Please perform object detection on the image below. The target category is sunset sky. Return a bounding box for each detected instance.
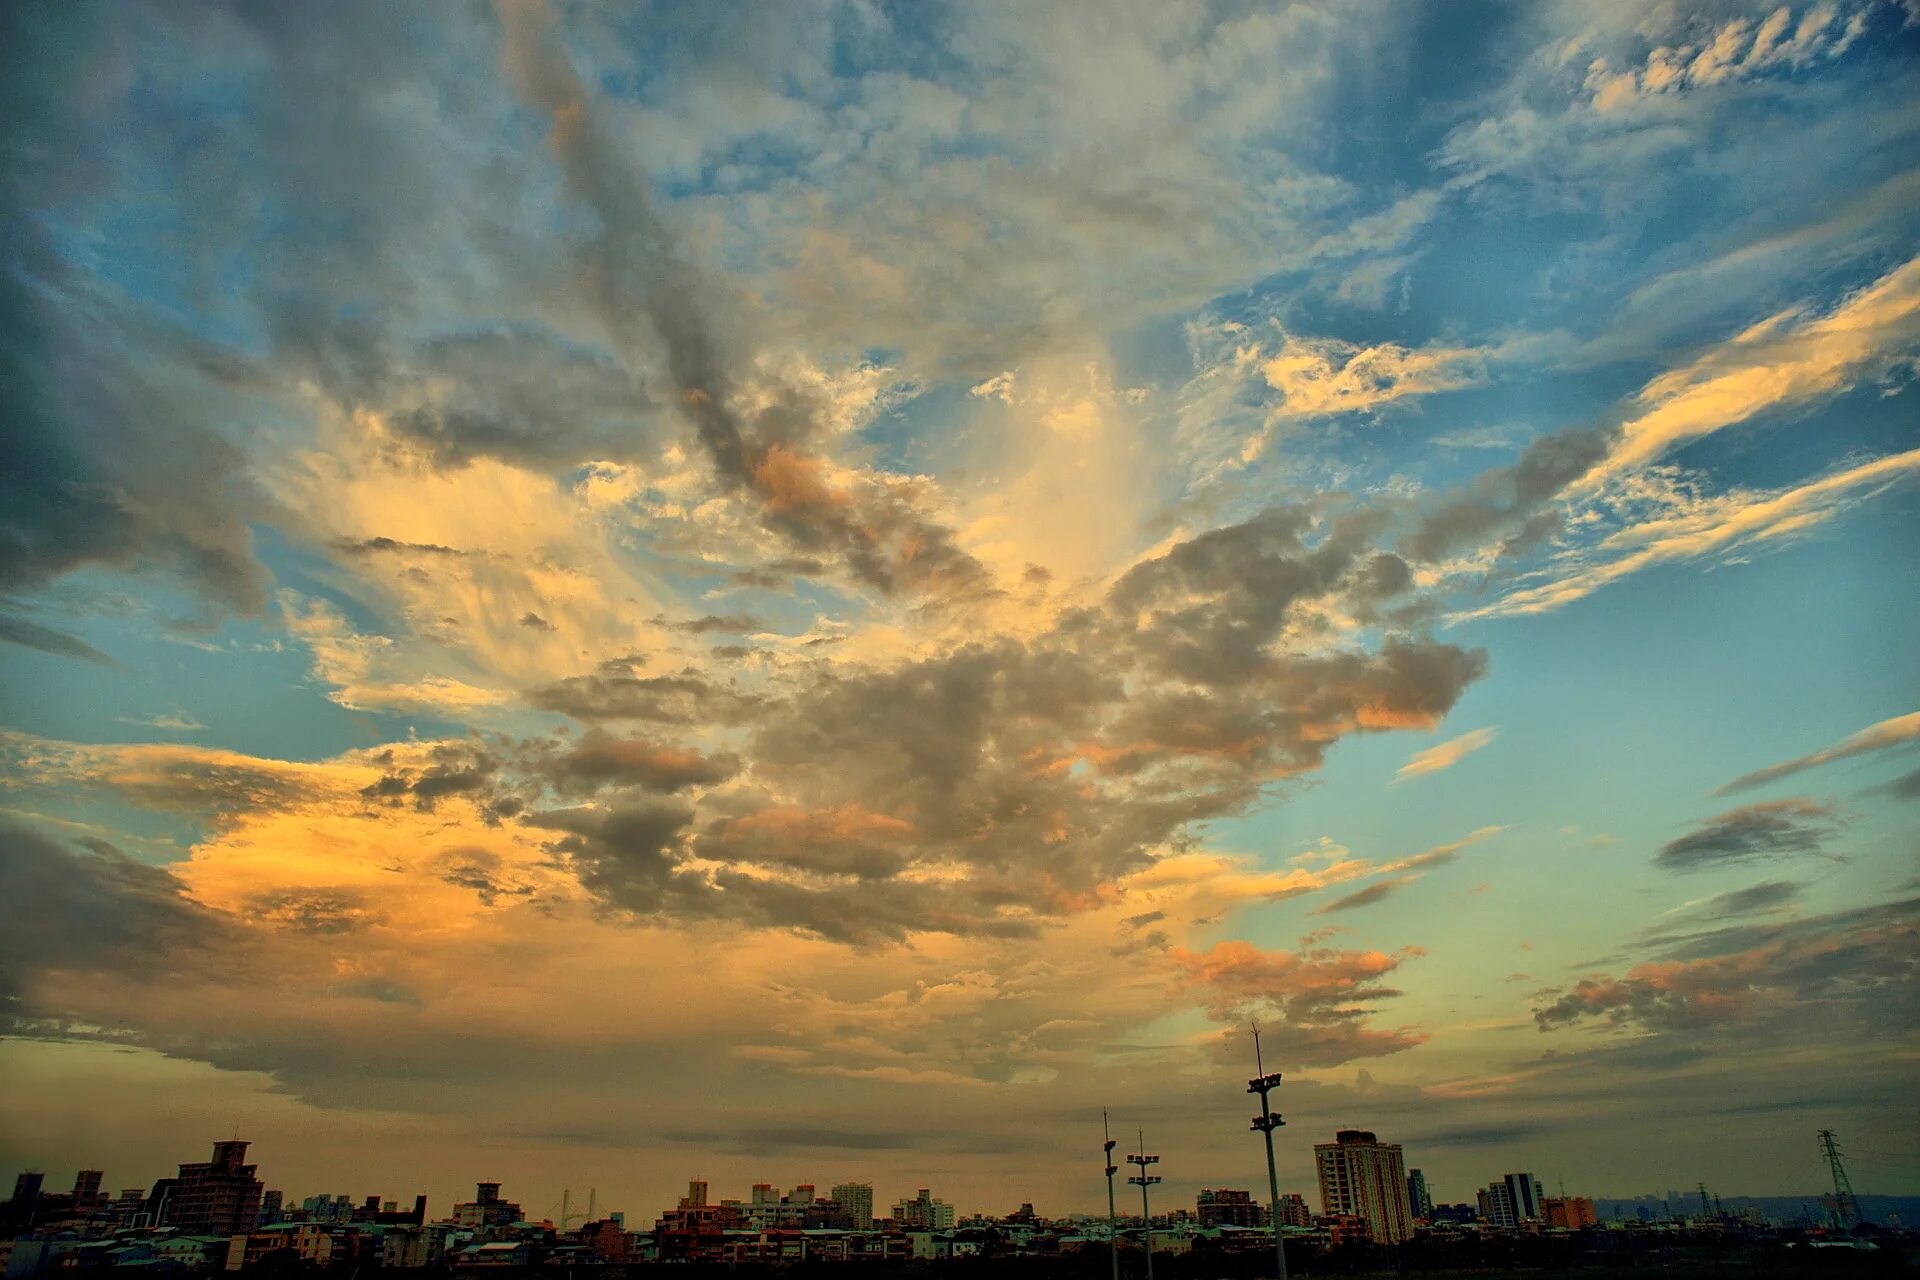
[2,0,1917,1221]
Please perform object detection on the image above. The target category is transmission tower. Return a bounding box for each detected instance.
[1817,1130,1862,1230]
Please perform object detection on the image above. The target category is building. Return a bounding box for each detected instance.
[450,1182,521,1228]
[1544,1196,1597,1229]
[165,1141,264,1237]
[892,1189,955,1231]
[1275,1193,1312,1228]
[1196,1188,1262,1228]
[1479,1173,1545,1228]
[1313,1130,1413,1244]
[69,1172,103,1215]
[1407,1169,1433,1220]
[830,1183,873,1230]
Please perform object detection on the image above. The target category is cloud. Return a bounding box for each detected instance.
[1260,331,1488,420]
[1459,447,1920,620]
[0,613,113,665]
[1592,253,1920,482]
[1654,799,1844,872]
[1534,896,1919,1034]
[1314,875,1416,914]
[1714,711,1920,795]
[1395,727,1498,782]
[1173,937,1429,1065]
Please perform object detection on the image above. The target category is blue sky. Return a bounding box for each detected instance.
[2,0,1917,1220]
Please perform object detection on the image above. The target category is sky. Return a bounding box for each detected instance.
[1,0,1917,1225]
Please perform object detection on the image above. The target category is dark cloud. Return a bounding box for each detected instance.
[0,613,113,664]
[538,730,739,795]
[1404,425,1618,564]
[1314,875,1414,914]
[1534,897,1920,1034]
[659,613,761,635]
[1655,799,1843,872]
[0,823,226,1009]
[333,537,466,558]
[359,742,503,812]
[517,611,554,631]
[1872,766,1920,801]
[526,799,697,908]
[1691,880,1805,919]
[1400,1122,1552,1149]
[528,668,765,725]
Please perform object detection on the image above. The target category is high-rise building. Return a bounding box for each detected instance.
[684,1180,709,1208]
[258,1190,284,1226]
[1407,1168,1433,1219]
[892,1188,955,1231]
[165,1141,264,1237]
[71,1171,104,1214]
[1196,1188,1262,1228]
[1313,1130,1413,1244]
[11,1173,44,1207]
[1478,1173,1544,1228]
[831,1182,874,1230]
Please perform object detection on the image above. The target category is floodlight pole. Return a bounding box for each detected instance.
[1248,1021,1288,1280]
[1127,1132,1161,1280]
[1103,1110,1121,1280]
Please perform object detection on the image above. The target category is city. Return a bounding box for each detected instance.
[3,1125,1904,1277]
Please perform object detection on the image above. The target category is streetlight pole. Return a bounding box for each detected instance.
[1103,1111,1121,1280]
[1248,1022,1288,1280]
[1127,1133,1161,1280]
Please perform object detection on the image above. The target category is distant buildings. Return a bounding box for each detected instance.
[164,1141,262,1237]
[1275,1193,1312,1228]
[892,1189,955,1231]
[1314,1130,1413,1244]
[1195,1188,1262,1228]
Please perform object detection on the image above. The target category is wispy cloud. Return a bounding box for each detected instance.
[1395,727,1498,781]
[1714,711,1920,796]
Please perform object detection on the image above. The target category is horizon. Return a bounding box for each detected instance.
[2,0,1917,1233]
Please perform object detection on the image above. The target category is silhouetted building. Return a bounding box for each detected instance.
[70,1171,103,1214]
[1408,1168,1433,1219]
[1197,1188,1262,1228]
[258,1190,284,1225]
[165,1141,263,1236]
[1314,1130,1412,1244]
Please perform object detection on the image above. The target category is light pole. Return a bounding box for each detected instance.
[1103,1111,1121,1280]
[1127,1133,1161,1280]
[1248,1022,1288,1280]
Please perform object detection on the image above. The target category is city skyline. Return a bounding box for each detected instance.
[0,1119,1894,1229]
[3,0,1918,1227]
